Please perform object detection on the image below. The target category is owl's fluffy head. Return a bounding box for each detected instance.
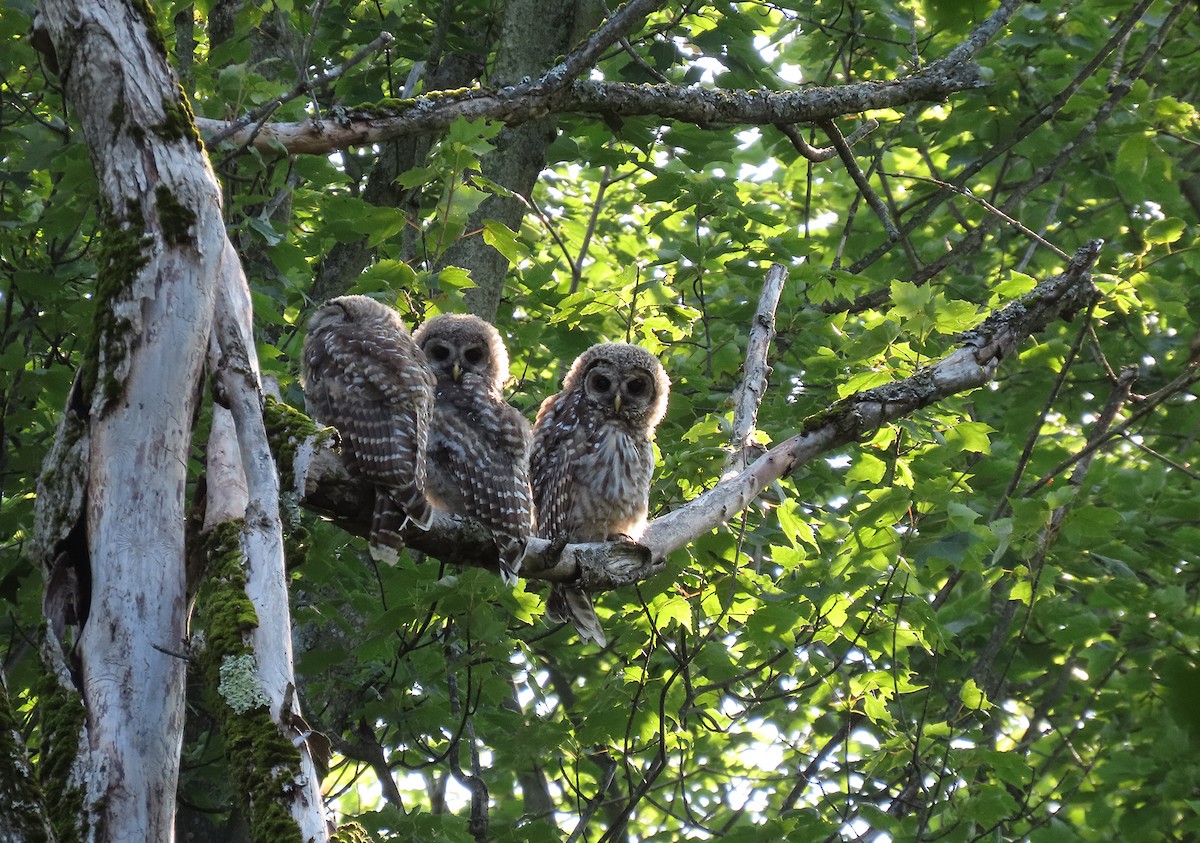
[562,342,670,428]
[307,294,407,334]
[413,313,510,392]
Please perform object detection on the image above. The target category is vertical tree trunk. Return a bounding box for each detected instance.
[31,0,221,839]
[438,0,586,320]
[204,241,329,841]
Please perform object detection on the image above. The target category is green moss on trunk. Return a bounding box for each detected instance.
[197,520,306,843]
[155,185,197,246]
[37,670,87,843]
[82,202,152,414]
[263,396,336,494]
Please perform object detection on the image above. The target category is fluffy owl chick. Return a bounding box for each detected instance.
[412,313,533,585]
[531,342,671,646]
[301,295,435,564]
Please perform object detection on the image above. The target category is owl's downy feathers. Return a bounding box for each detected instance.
[413,313,533,584]
[300,295,435,563]
[531,342,670,645]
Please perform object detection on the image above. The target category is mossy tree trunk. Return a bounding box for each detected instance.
[30,0,221,838]
[29,0,327,840]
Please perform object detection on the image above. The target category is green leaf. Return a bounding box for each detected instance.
[482,220,521,263]
[943,421,994,454]
[960,678,992,711]
[1144,217,1186,245]
[846,452,887,483]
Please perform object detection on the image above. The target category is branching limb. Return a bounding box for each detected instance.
[290,242,1102,592]
[194,60,986,155]
[643,241,1102,561]
[724,264,787,475]
[818,119,898,239]
[208,31,396,148]
[778,119,878,163]
[541,0,672,91]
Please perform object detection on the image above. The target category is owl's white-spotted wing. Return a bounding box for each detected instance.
[529,389,580,539]
[427,394,532,582]
[303,316,435,553]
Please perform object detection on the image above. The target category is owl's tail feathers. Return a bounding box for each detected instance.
[547,585,607,647]
[369,488,432,565]
[392,484,434,531]
[496,536,527,587]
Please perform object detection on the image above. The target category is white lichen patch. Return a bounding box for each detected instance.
[217,653,269,713]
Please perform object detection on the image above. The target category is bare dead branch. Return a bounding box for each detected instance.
[640,240,1102,561]
[724,264,787,475]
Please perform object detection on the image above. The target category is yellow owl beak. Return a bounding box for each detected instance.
[613,393,622,413]
[453,363,462,382]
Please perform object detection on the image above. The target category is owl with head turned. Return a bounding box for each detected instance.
[531,342,671,646]
[300,295,435,564]
[412,313,533,584]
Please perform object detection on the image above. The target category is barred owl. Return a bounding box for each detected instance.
[531,343,671,645]
[300,295,435,564]
[412,313,532,584]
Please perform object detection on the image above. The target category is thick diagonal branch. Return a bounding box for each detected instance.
[291,241,1102,591]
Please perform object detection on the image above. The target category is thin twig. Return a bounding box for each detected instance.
[1022,362,1200,498]
[1118,431,1200,481]
[890,172,1070,260]
[818,118,899,239]
[777,119,878,162]
[970,366,1138,704]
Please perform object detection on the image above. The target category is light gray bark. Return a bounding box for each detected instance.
[30,0,329,839]
[207,241,329,840]
[32,0,222,835]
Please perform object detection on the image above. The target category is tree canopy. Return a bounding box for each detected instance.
[2,0,1200,840]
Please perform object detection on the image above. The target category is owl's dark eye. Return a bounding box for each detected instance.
[429,345,451,362]
[464,346,484,365]
[591,373,612,392]
[626,377,647,396]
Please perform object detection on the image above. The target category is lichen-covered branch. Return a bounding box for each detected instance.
[196,59,986,155]
[204,240,328,841]
[286,242,1102,592]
